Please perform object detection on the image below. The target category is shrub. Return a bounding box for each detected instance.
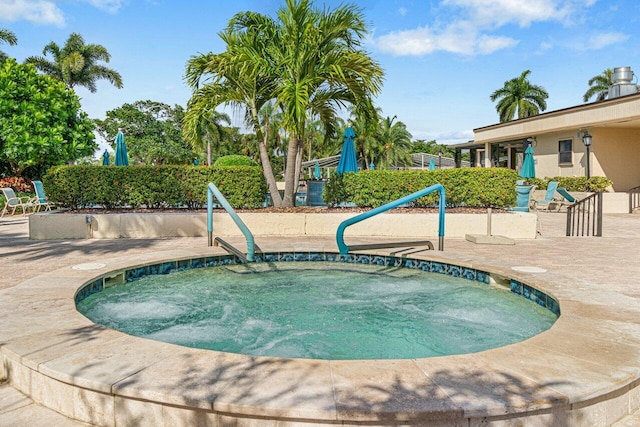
[325,168,520,208]
[43,165,267,210]
[522,176,613,192]
[213,155,258,167]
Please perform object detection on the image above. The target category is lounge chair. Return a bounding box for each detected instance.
[532,181,561,211]
[554,187,577,211]
[32,180,53,212]
[1,187,36,217]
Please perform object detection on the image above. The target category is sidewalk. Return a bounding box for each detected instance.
[1,211,640,425]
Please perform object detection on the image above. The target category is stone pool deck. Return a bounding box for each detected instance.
[1,211,640,426]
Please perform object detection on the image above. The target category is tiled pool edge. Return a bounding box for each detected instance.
[0,247,640,425]
[74,251,560,317]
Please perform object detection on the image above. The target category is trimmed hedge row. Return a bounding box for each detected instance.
[324,169,614,208]
[44,165,268,209]
[324,168,521,208]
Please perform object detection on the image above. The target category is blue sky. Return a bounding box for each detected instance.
[2,0,639,145]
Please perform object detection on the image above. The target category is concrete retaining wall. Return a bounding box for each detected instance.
[29,211,537,240]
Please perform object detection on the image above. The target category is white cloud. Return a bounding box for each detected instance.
[398,7,407,16]
[83,0,124,13]
[376,22,518,56]
[0,0,124,26]
[0,0,65,26]
[375,0,597,56]
[586,31,629,50]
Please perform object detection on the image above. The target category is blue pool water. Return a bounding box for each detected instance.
[77,262,557,360]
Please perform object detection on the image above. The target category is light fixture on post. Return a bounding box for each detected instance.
[582,130,592,179]
[438,150,443,169]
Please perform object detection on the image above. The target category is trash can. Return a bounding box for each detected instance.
[306,180,327,207]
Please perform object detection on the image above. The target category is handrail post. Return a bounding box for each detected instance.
[596,191,603,237]
[336,183,446,254]
[207,183,255,262]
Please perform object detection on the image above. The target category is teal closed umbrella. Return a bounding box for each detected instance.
[114,131,129,166]
[520,145,535,178]
[428,157,436,171]
[313,162,321,179]
[102,149,110,166]
[336,127,358,175]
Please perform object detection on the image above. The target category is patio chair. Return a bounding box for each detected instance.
[509,184,537,212]
[554,187,577,211]
[532,181,561,211]
[32,180,53,212]
[1,187,36,217]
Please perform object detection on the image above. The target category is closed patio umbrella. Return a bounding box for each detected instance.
[114,131,129,166]
[313,162,321,179]
[336,126,358,175]
[520,145,535,179]
[102,149,110,166]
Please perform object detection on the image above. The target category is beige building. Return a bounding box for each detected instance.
[455,91,640,192]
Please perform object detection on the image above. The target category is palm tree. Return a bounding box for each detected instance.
[0,28,17,62]
[375,116,412,169]
[25,33,122,92]
[268,0,383,206]
[184,20,283,205]
[583,69,613,102]
[490,70,548,122]
[183,107,230,166]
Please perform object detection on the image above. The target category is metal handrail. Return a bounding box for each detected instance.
[336,183,446,254]
[566,192,602,237]
[629,185,640,213]
[207,182,255,262]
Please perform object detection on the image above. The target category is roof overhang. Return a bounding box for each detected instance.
[473,92,640,143]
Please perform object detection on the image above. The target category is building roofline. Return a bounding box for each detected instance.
[474,91,640,133]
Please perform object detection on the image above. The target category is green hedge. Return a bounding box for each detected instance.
[525,176,612,192]
[213,155,258,167]
[324,168,520,208]
[43,165,267,210]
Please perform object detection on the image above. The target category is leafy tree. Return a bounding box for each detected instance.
[489,70,548,122]
[25,32,123,92]
[0,28,17,63]
[182,107,231,166]
[583,68,613,102]
[185,0,383,207]
[0,60,96,176]
[96,101,194,165]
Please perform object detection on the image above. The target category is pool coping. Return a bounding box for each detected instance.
[2,244,640,426]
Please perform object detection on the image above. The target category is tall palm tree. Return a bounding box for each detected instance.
[490,70,548,123]
[184,20,283,205]
[183,107,230,166]
[268,0,383,206]
[583,69,613,102]
[0,28,17,62]
[25,33,122,92]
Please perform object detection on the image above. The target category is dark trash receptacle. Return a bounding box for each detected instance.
[307,180,327,206]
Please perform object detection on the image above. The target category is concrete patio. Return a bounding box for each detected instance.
[1,211,640,426]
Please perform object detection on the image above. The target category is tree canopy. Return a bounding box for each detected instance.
[185,0,383,207]
[0,60,96,176]
[96,101,194,165]
[26,32,123,93]
[489,70,548,122]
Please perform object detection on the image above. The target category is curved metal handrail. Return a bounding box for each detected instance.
[207,182,255,262]
[336,183,446,254]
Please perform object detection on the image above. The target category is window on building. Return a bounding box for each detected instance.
[558,139,572,165]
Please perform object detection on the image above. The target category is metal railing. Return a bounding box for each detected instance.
[207,182,255,262]
[629,185,640,213]
[336,184,446,254]
[566,192,602,237]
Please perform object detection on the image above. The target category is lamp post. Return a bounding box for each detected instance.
[438,150,442,169]
[582,131,592,179]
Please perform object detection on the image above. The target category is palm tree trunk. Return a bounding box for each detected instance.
[294,141,303,194]
[282,134,300,207]
[258,133,283,207]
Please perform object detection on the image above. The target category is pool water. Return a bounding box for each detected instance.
[77,262,557,360]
